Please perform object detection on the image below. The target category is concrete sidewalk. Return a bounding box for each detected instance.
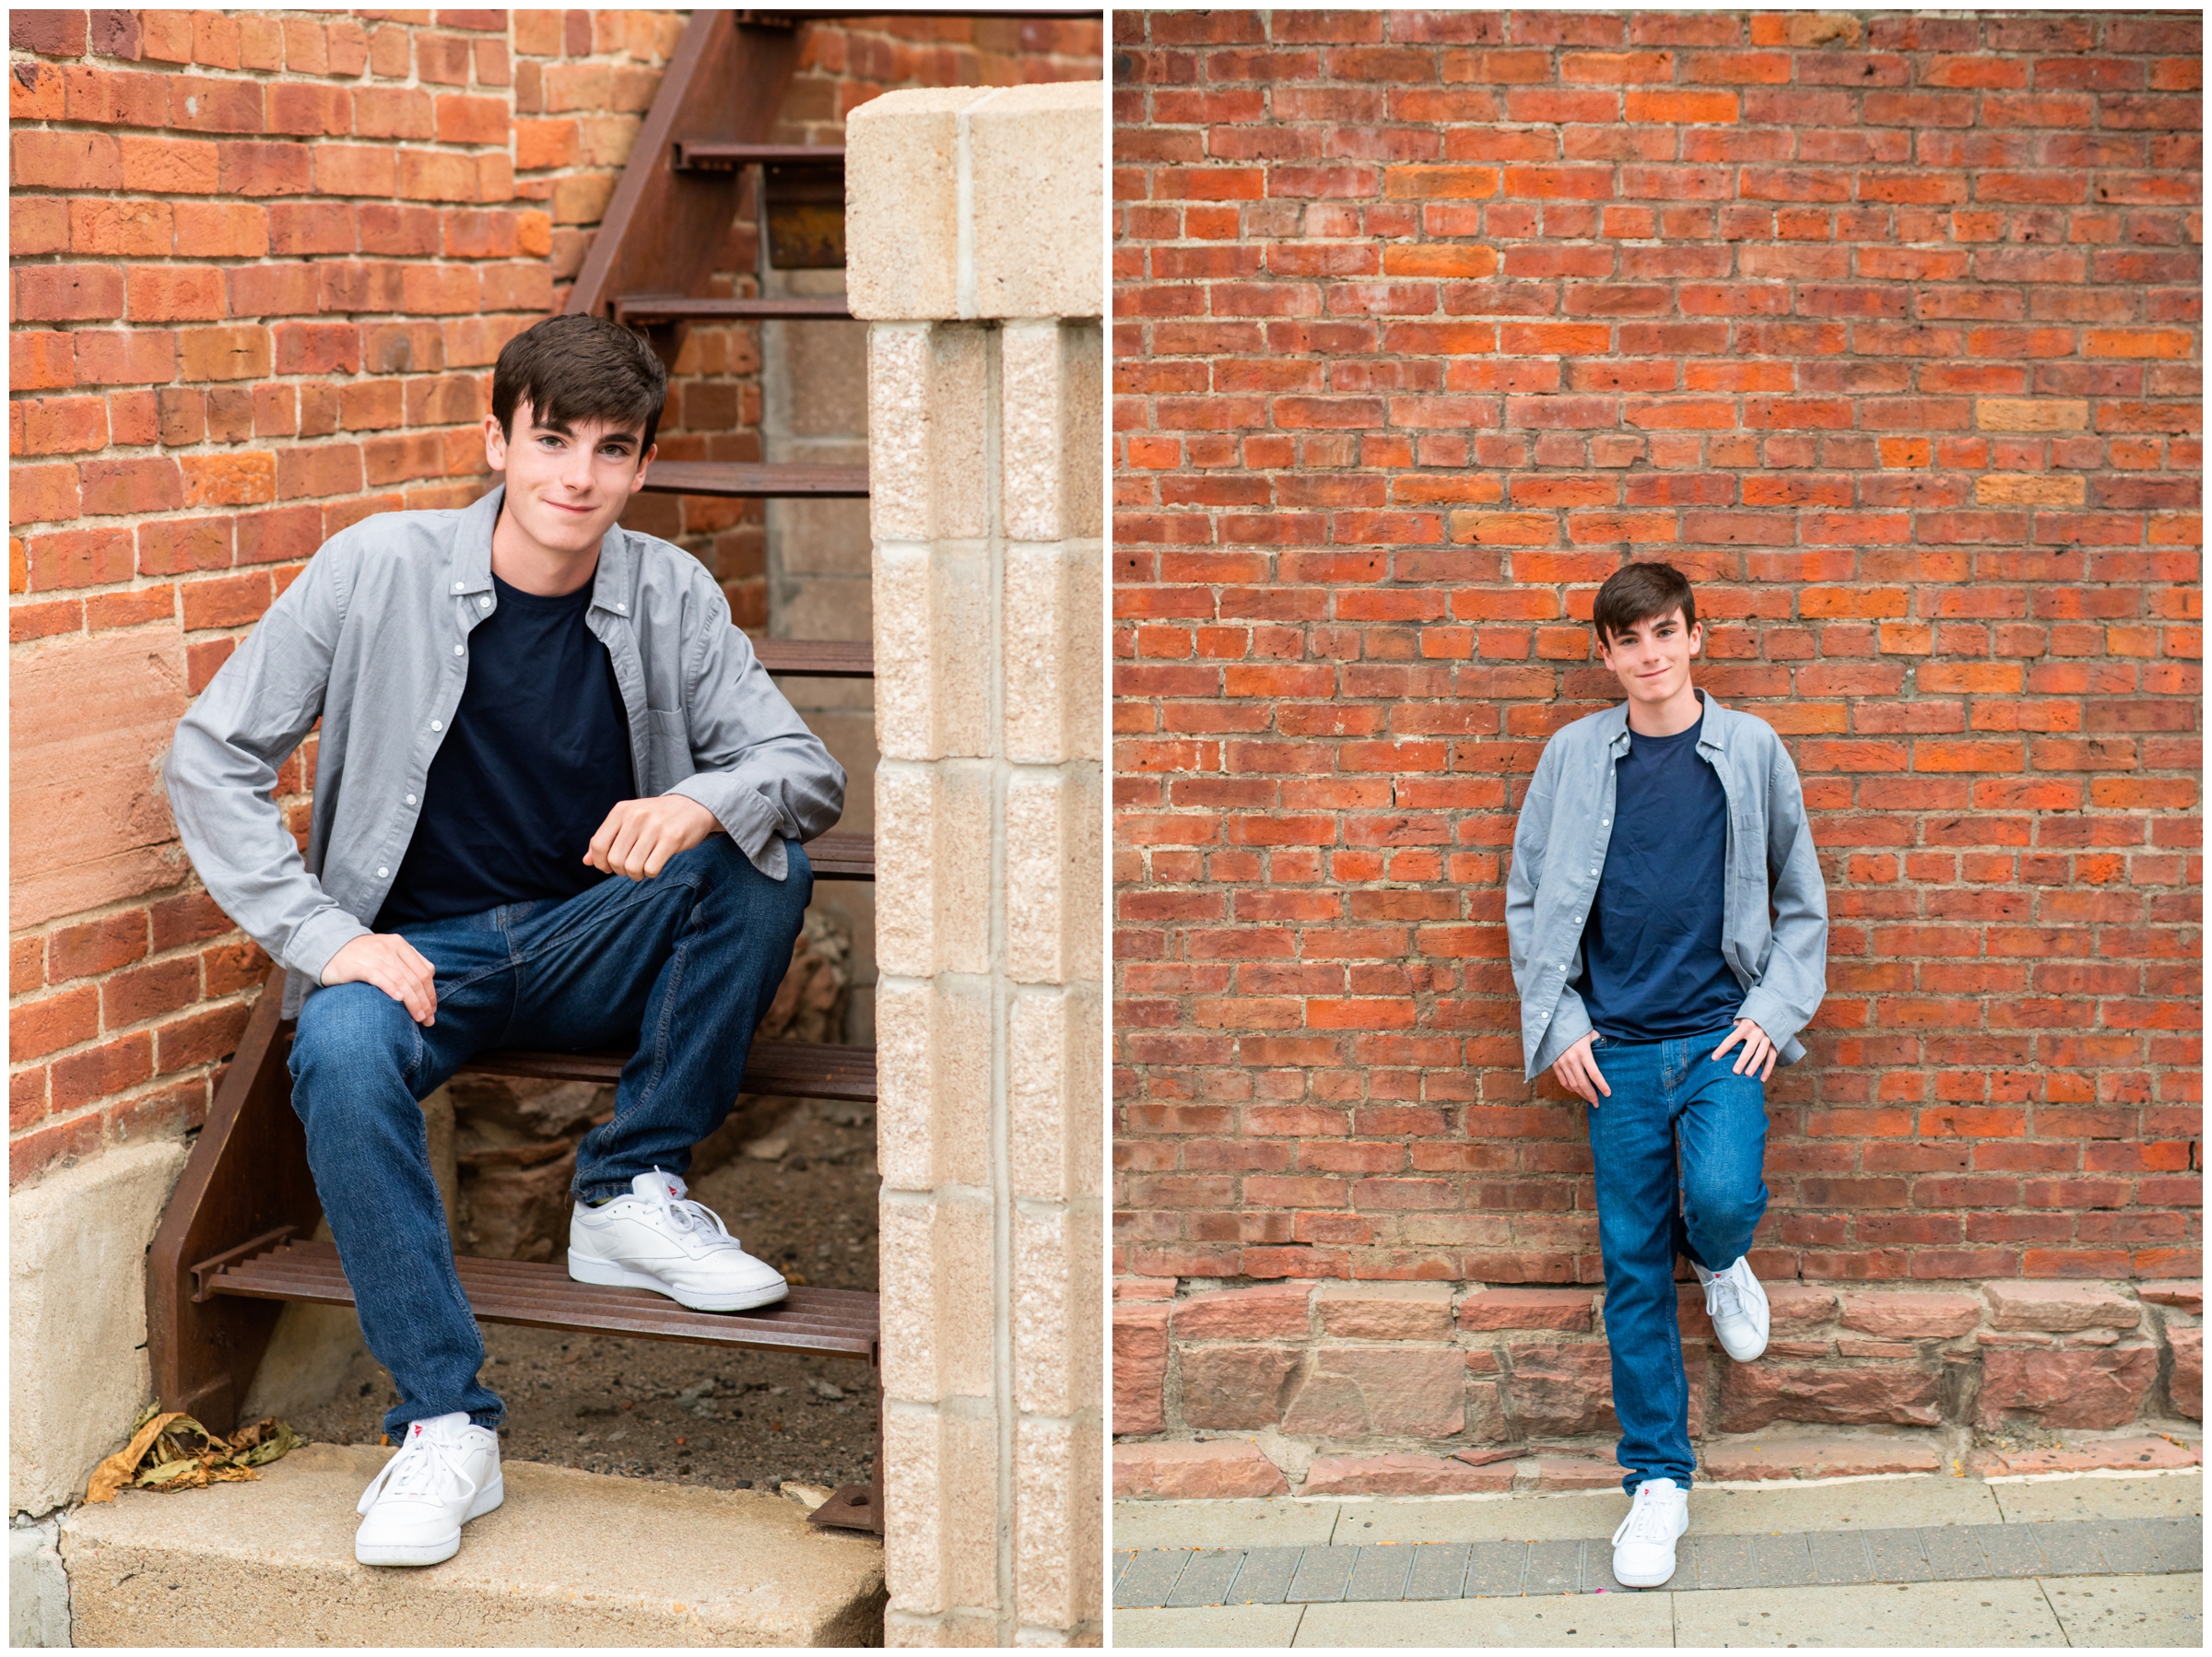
[1112,1470,2203,1647]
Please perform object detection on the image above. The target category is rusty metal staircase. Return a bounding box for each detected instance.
[147,10,893,1537]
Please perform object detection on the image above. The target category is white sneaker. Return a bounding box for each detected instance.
[355,1412,502,1567]
[1695,1255,1771,1361]
[568,1169,788,1312]
[1611,1477,1689,1587]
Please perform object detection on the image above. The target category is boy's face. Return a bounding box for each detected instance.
[483,398,655,558]
[1597,605,1701,706]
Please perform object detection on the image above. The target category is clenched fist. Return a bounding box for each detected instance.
[584,794,721,880]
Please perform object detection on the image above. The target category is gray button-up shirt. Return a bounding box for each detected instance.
[1504,691,1828,1081]
[165,485,846,1018]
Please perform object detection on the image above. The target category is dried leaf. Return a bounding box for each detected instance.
[85,1412,187,1504]
[85,1402,301,1501]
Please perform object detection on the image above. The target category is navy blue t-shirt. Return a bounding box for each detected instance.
[1578,699,1742,1042]
[377,571,637,929]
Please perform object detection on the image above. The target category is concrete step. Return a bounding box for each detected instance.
[61,1443,884,1647]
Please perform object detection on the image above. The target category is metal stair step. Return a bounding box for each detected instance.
[751,639,873,678]
[675,141,844,169]
[641,461,867,499]
[801,828,872,879]
[207,1239,877,1357]
[460,1038,877,1101]
[615,294,853,323]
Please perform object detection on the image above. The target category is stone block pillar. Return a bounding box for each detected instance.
[847,81,1105,1647]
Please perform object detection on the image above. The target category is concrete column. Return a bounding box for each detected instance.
[848,80,1104,1649]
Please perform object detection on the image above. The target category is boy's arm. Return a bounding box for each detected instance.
[1506,739,1594,1050]
[162,547,371,985]
[1736,738,1829,1052]
[662,593,847,876]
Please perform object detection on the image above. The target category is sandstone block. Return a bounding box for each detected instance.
[1181,1345,1301,1431]
[2138,1281,2203,1316]
[1004,536,1103,769]
[1316,1280,1455,1341]
[1975,1346,2159,1430]
[1535,1451,1628,1492]
[1013,1203,1095,1420]
[1111,1440,1288,1500]
[1000,319,1105,547]
[1839,1292,1982,1339]
[1282,1346,1465,1439]
[1458,1287,1594,1333]
[1014,1414,1099,1632]
[1700,1428,1944,1482]
[846,88,983,322]
[1985,1281,2142,1333]
[12,1139,189,1516]
[968,82,1105,320]
[13,629,191,931]
[1718,1362,1942,1433]
[1172,1284,1312,1342]
[1501,1343,1618,1439]
[2165,1327,2201,1421]
[1452,1445,1526,1468]
[1111,1305,1168,1438]
[61,1444,886,1645]
[1009,985,1101,1205]
[1969,1436,2200,1476]
[1006,767,1102,988]
[1301,1452,1512,1498]
[1765,1284,1840,1332]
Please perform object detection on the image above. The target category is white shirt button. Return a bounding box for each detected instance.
[479,596,490,608]
[616,603,627,613]
[406,793,417,805]
[377,867,387,877]
[453,644,464,656]
[430,720,442,731]
[453,582,463,592]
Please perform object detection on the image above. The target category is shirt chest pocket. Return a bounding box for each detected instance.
[647,708,695,790]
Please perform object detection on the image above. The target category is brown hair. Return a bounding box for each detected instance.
[491,313,668,453]
[1592,560,1698,649]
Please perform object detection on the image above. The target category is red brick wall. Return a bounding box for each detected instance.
[6,8,1100,1190]
[1112,10,2203,1308]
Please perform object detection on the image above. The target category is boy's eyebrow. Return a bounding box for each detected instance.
[528,418,641,449]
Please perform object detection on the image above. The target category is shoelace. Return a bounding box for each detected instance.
[1702,1266,1742,1322]
[1612,1485,1679,1548]
[364,1428,480,1511]
[644,1170,744,1253]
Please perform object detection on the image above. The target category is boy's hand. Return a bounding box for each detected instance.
[322,934,439,1025]
[1712,1017,1778,1082]
[1552,1030,1610,1106]
[585,794,719,880]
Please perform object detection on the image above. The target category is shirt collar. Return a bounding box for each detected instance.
[453,482,636,615]
[1605,688,1730,750]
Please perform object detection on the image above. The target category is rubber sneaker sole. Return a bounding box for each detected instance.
[567,1249,789,1312]
[1715,1322,1769,1362]
[356,1475,504,1568]
[1611,1545,1677,1589]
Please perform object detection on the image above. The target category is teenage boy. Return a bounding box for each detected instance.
[1504,561,1828,1589]
[165,313,845,1567]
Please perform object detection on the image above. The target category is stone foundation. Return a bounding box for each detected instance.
[1113,1277,2203,1498]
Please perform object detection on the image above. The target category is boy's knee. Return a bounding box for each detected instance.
[1686,1184,1764,1238]
[291,982,415,1083]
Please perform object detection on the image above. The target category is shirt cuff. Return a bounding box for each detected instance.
[665,776,790,881]
[290,908,372,987]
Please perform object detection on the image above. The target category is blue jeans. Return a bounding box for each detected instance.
[1584,1025,1769,1492]
[288,835,812,1438]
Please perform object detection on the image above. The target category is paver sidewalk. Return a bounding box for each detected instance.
[1112,1470,2204,1647]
